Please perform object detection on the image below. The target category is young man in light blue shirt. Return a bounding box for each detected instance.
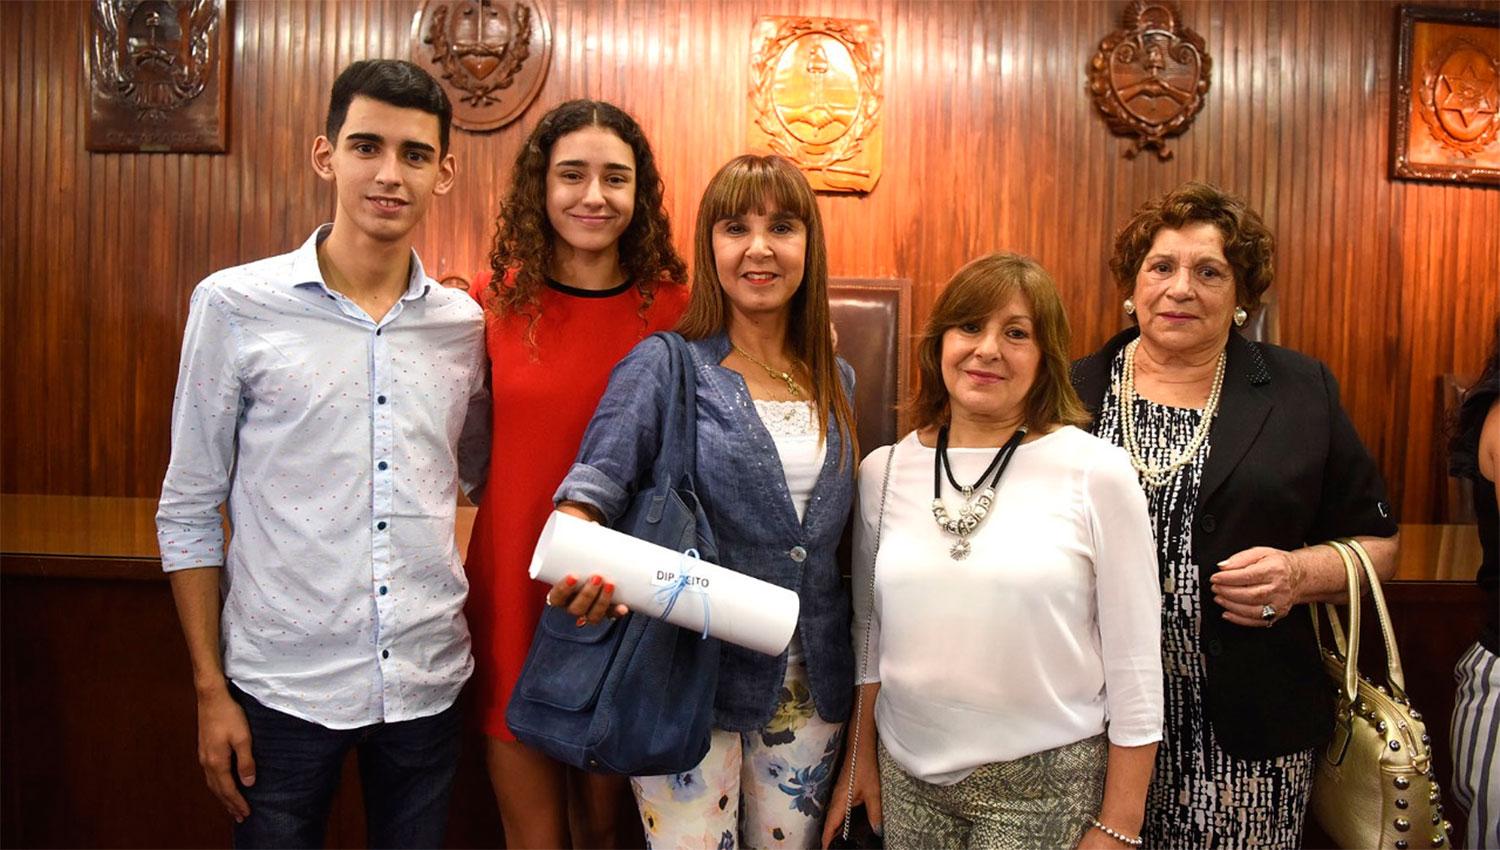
[157,59,488,848]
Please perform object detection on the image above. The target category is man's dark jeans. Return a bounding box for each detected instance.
[229,684,461,849]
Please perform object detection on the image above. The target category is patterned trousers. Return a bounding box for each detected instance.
[878,734,1106,850]
[631,659,845,849]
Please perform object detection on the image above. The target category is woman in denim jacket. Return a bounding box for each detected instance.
[548,154,858,848]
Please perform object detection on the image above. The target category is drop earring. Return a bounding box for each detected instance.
[1233,306,1248,327]
[1123,298,1136,316]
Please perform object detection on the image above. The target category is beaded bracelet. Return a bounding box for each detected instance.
[1090,818,1143,847]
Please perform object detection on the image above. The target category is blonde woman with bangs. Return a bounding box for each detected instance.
[826,254,1163,850]
[547,154,859,848]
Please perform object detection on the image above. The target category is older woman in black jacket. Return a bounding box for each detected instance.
[1071,181,1399,848]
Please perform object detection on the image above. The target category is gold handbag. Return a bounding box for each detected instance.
[1308,538,1451,849]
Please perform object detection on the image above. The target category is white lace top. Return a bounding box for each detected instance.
[753,400,826,522]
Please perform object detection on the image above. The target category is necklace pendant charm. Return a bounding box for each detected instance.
[950,538,971,560]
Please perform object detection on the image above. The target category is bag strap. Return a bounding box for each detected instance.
[1312,540,1362,708]
[648,332,699,493]
[841,441,896,842]
[1340,537,1408,699]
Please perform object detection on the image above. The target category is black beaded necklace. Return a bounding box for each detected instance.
[930,424,1028,560]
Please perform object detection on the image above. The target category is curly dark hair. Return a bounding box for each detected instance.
[1109,181,1276,315]
[485,99,686,342]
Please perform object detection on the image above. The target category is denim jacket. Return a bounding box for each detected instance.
[556,331,856,731]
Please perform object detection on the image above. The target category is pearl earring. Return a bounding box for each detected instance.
[1233,307,1248,327]
[1123,298,1136,316]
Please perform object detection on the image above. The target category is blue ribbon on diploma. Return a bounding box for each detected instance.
[653,548,711,640]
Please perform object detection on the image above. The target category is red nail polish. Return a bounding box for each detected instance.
[564,576,577,586]
[604,582,615,594]
[590,575,602,586]
[575,617,587,627]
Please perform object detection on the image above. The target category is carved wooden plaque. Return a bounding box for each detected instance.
[1087,0,1210,161]
[748,16,884,193]
[1392,6,1500,185]
[86,0,230,153]
[411,0,551,133]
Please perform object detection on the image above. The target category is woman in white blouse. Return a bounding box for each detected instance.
[823,253,1163,850]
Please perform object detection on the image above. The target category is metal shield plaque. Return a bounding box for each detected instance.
[86,0,230,153]
[411,0,551,133]
[748,16,884,193]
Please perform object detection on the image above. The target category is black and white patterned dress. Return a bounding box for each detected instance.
[1095,348,1316,849]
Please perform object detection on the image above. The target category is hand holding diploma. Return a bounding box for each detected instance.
[543,502,629,626]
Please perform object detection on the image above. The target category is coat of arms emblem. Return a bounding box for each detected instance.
[1416,36,1500,157]
[86,0,229,152]
[1087,0,1211,161]
[1392,6,1500,185]
[412,0,551,132]
[748,16,884,193]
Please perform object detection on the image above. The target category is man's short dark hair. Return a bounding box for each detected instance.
[325,60,452,154]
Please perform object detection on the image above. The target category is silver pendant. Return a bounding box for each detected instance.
[950,538,971,560]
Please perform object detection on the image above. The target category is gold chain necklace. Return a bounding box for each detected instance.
[1117,338,1225,489]
[732,343,806,398]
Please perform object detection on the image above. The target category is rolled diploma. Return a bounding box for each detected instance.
[529,511,800,657]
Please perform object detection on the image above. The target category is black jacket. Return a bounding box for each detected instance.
[1072,328,1398,759]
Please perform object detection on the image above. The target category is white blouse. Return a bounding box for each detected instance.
[852,427,1163,785]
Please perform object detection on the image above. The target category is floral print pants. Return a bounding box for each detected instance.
[632,659,844,850]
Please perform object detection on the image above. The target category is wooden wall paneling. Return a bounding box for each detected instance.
[3,0,1499,513]
[1,574,230,848]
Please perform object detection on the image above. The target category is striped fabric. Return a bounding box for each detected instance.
[1452,641,1500,849]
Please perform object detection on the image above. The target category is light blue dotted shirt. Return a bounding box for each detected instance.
[157,226,489,729]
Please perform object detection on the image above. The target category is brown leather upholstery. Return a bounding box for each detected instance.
[829,278,913,455]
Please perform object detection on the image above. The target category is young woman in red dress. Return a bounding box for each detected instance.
[465,99,689,849]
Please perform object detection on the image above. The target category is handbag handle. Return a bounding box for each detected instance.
[1339,537,1409,700]
[1312,541,1362,708]
[840,442,896,842]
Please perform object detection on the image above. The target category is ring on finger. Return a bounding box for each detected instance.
[1260,603,1278,624]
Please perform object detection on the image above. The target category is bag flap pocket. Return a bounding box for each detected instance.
[538,606,620,644]
[520,607,626,711]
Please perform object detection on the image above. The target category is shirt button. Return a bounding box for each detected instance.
[382,649,390,659]
[377,395,387,404]
[378,461,389,471]
[789,546,807,563]
[376,328,383,336]
[1206,638,1223,656]
[1200,513,1217,533]
[377,521,387,530]
[379,585,388,595]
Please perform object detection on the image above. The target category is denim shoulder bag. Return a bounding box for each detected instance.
[506,332,722,775]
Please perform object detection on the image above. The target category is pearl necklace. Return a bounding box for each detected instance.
[1117,337,1225,489]
[930,425,1027,560]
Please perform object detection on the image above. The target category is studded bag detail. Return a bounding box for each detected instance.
[1309,538,1450,850]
